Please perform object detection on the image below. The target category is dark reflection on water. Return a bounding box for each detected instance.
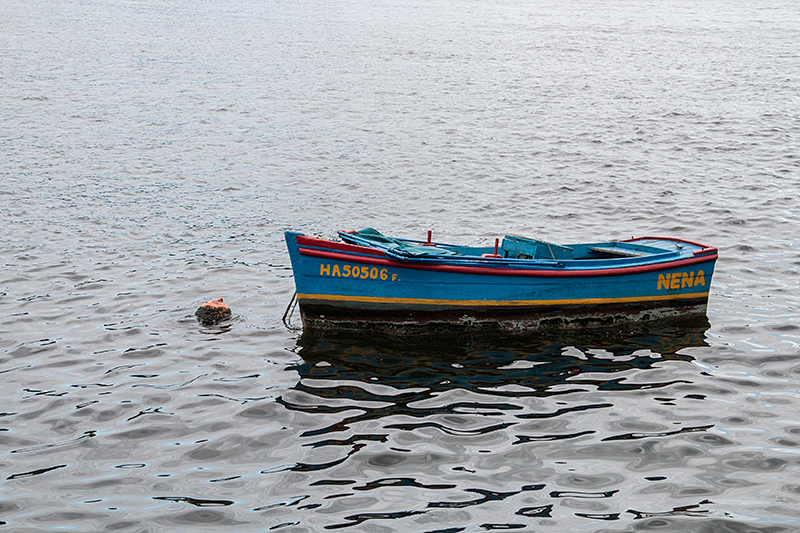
[289,318,710,412]
[259,319,750,529]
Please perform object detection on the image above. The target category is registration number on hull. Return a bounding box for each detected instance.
[319,263,399,281]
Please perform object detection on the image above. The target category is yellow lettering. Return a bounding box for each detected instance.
[330,263,398,282]
[670,274,681,289]
[694,270,706,287]
[682,271,694,288]
[658,273,671,290]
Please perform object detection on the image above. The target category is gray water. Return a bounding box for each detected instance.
[2,0,799,530]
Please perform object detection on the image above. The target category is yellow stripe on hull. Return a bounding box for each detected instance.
[297,292,710,307]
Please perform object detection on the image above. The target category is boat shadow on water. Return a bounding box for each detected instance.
[277,318,721,528]
[288,315,711,404]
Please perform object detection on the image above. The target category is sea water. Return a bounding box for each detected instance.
[1,0,799,530]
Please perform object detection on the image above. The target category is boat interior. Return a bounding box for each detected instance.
[338,229,678,262]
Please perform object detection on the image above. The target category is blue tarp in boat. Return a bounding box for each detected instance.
[352,228,457,257]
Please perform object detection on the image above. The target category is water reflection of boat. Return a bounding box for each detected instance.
[280,320,710,441]
[289,318,710,396]
[274,320,719,532]
[284,228,717,334]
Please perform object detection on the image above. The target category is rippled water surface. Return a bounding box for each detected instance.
[2,0,799,530]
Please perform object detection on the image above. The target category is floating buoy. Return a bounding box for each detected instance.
[195,298,232,325]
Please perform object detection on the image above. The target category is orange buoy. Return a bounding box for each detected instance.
[195,298,232,325]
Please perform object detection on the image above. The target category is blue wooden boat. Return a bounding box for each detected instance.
[284,228,717,333]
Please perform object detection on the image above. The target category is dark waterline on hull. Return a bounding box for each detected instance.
[297,299,713,336]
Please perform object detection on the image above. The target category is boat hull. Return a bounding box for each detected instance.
[285,232,717,334]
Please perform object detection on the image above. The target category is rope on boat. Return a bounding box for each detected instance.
[546,241,555,259]
[282,292,301,331]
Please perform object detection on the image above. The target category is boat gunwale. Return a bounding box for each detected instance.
[620,236,718,257]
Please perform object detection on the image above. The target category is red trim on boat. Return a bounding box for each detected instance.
[622,236,718,257]
[296,235,386,256]
[298,247,718,278]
